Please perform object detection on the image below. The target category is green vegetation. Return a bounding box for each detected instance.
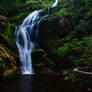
[0,0,92,80]
[39,0,92,70]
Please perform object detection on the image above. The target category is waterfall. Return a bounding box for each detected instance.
[15,11,40,74]
[52,0,58,8]
[15,0,58,74]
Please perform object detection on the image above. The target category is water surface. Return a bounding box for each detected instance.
[0,75,87,92]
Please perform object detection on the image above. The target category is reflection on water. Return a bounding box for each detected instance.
[18,75,33,92]
[0,74,87,92]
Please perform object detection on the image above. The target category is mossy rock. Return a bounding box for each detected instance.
[0,44,17,79]
[39,0,92,69]
[0,15,8,30]
[8,1,42,17]
[73,67,92,87]
[0,8,8,16]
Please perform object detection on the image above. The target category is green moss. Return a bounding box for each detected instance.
[59,8,70,17]
[1,22,15,46]
[9,12,30,25]
[57,35,92,66]
[58,43,70,55]
[0,0,22,11]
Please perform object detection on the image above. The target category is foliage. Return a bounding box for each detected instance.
[58,36,92,66]
[39,0,92,69]
[0,0,22,11]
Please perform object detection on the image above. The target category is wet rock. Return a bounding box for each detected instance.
[88,88,92,92]
[32,48,45,65]
[32,49,56,73]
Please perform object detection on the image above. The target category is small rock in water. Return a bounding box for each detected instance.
[88,88,92,92]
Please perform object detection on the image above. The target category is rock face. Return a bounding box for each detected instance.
[0,44,17,79]
[0,14,9,45]
[0,15,7,32]
[0,15,7,27]
[0,11,17,79]
[32,49,55,74]
[39,0,92,71]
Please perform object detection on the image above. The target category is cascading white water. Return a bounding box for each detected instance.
[15,11,40,74]
[15,0,58,74]
[51,0,58,8]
